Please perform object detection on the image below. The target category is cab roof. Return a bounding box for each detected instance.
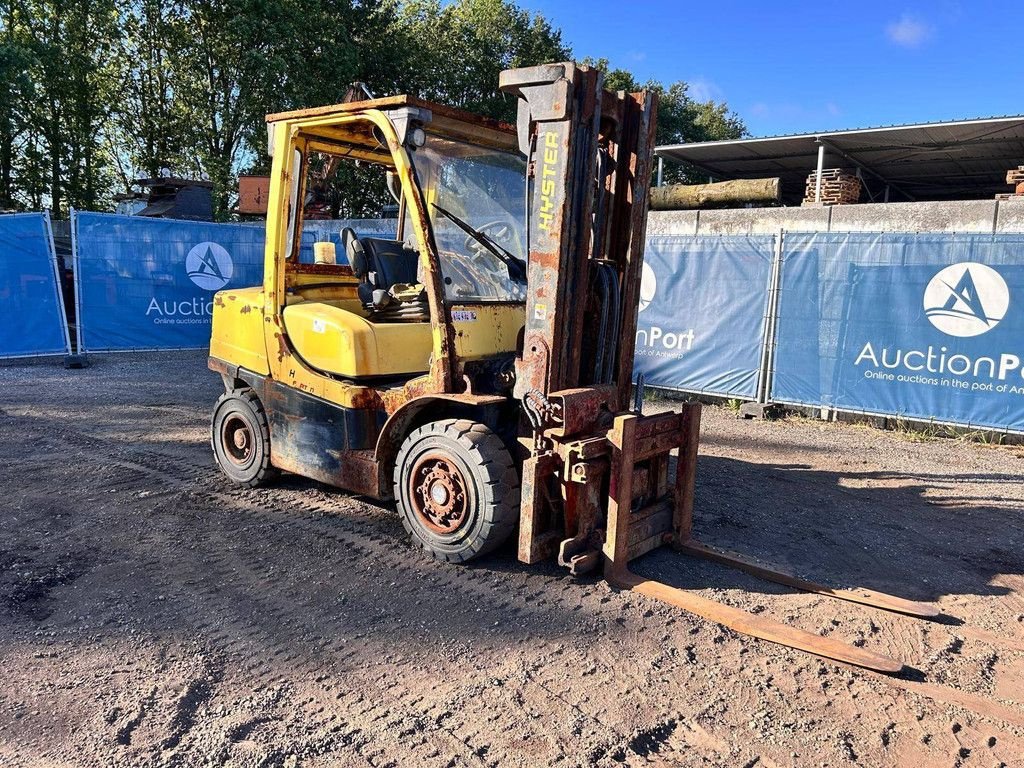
[266,95,518,153]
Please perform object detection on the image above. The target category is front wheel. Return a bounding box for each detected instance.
[211,389,278,487]
[393,419,519,563]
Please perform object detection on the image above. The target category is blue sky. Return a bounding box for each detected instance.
[522,1,1024,137]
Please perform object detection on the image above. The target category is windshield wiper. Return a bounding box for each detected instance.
[431,203,527,283]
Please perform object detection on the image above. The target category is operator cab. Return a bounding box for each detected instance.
[273,99,527,385]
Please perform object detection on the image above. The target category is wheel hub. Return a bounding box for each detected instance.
[221,415,254,466]
[410,453,469,534]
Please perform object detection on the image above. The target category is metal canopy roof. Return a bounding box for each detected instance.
[656,116,1024,204]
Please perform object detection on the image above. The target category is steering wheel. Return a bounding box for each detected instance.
[463,219,515,259]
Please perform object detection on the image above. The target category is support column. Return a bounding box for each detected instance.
[814,142,825,203]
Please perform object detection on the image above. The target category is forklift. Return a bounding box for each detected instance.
[208,62,937,672]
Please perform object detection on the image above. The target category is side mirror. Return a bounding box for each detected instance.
[385,171,402,205]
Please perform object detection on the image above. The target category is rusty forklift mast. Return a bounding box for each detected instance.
[499,63,936,673]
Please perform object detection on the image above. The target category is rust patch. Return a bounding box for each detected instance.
[379,376,437,416]
[273,332,290,363]
[348,386,386,411]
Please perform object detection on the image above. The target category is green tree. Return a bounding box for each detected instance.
[165,0,391,217]
[0,0,749,217]
[0,3,33,209]
[392,0,569,123]
[9,0,120,216]
[107,0,188,186]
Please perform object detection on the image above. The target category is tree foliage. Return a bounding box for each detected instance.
[0,0,746,217]
[391,0,569,123]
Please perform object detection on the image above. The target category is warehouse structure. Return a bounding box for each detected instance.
[655,115,1024,206]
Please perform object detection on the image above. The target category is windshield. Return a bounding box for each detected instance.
[407,134,526,303]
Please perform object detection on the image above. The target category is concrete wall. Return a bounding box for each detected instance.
[996,198,1024,233]
[645,210,698,236]
[829,200,998,233]
[647,198,1024,235]
[697,206,830,235]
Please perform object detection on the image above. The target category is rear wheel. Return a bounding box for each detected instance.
[211,389,278,487]
[394,419,519,563]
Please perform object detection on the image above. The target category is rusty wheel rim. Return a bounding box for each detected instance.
[221,414,255,467]
[409,452,470,535]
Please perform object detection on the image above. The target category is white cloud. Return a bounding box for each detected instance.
[687,77,724,104]
[886,13,933,48]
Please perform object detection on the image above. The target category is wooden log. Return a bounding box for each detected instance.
[649,177,781,210]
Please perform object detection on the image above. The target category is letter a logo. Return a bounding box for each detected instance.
[923,262,1008,338]
[186,242,233,291]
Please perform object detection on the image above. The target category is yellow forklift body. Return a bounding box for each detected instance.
[282,303,432,378]
[216,295,526,381]
[209,287,269,376]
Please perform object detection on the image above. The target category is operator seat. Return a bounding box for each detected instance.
[342,227,419,307]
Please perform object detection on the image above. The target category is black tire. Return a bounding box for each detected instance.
[211,389,278,487]
[393,418,519,563]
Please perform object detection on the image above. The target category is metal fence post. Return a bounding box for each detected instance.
[814,143,825,203]
[42,210,73,356]
[756,229,785,404]
[70,208,85,355]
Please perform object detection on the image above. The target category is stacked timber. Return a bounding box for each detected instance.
[996,165,1024,200]
[648,177,781,210]
[803,168,861,206]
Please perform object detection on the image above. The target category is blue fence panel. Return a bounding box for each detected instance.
[74,213,400,352]
[635,235,775,399]
[772,232,1024,432]
[0,212,69,358]
[74,212,267,352]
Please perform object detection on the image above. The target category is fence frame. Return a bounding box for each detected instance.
[71,208,84,354]
[72,210,272,354]
[752,230,784,404]
[0,210,72,360]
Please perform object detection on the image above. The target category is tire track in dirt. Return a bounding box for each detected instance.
[70,478,490,761]
[41,417,628,765]
[28,417,750,764]
[107,435,1024,747]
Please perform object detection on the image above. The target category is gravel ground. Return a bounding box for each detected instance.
[1,350,1023,767]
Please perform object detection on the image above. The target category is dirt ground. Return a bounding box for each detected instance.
[1,351,1023,768]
